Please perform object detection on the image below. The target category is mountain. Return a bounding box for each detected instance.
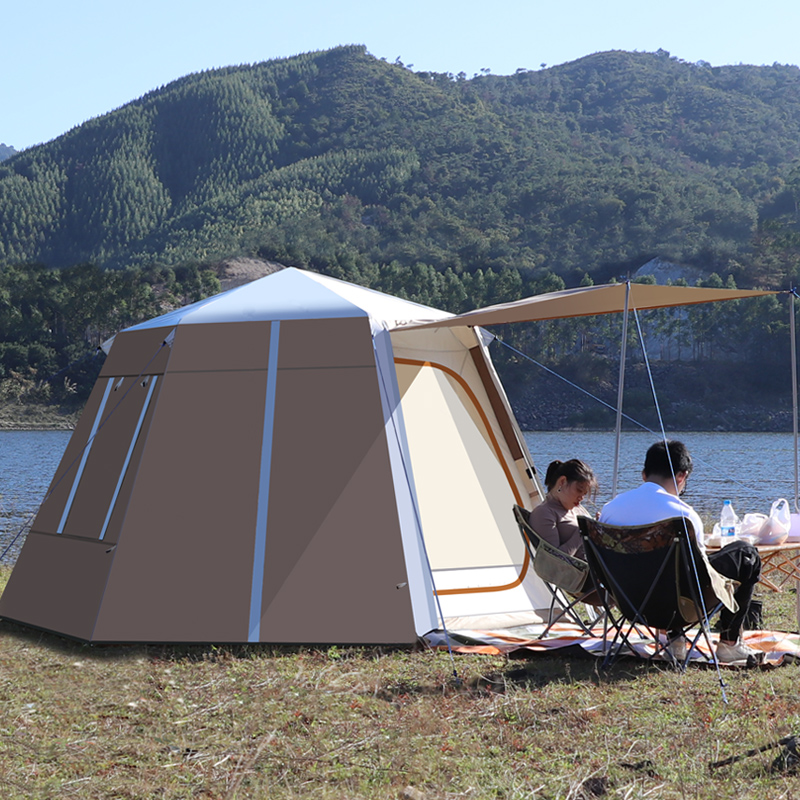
[0,144,16,162]
[1,45,800,289]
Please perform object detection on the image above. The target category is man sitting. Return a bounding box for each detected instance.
[599,440,762,665]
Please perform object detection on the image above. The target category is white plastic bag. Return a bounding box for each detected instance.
[788,513,800,542]
[758,498,792,545]
[740,513,767,537]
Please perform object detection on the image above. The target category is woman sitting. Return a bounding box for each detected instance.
[528,459,597,559]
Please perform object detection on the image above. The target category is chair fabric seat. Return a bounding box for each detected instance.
[513,505,602,637]
[578,515,732,669]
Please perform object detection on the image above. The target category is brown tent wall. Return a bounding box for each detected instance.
[91,320,272,642]
[0,326,173,639]
[246,317,417,643]
[93,315,417,643]
[1,315,419,644]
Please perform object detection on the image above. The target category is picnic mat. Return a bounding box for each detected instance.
[425,622,800,667]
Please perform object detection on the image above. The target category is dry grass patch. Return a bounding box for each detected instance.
[0,568,798,798]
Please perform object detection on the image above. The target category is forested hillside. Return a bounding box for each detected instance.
[2,45,800,289]
[0,145,15,162]
[2,45,800,429]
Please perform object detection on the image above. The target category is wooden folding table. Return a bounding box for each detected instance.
[706,541,800,630]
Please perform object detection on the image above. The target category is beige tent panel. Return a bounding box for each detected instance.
[434,560,550,624]
[259,361,416,643]
[391,327,535,490]
[395,357,505,464]
[391,331,533,529]
[395,361,523,570]
[389,325,550,621]
[0,533,113,640]
[392,327,534,506]
[92,368,269,642]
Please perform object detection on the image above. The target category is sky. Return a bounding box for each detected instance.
[4,0,800,152]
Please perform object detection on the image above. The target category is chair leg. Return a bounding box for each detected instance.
[645,604,724,671]
[537,594,560,639]
[538,586,598,639]
[603,618,646,667]
[584,604,606,630]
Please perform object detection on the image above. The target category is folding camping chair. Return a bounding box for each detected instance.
[513,505,605,638]
[577,515,727,670]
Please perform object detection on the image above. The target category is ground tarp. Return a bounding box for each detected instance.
[426,623,800,667]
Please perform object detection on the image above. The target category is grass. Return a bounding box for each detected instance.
[0,569,799,799]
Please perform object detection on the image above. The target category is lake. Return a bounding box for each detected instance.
[524,430,798,523]
[0,430,72,562]
[0,429,797,563]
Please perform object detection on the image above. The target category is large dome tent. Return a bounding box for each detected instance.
[0,267,551,643]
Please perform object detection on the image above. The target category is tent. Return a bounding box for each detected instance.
[0,267,551,643]
[400,280,783,495]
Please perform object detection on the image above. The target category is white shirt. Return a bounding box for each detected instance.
[599,481,705,553]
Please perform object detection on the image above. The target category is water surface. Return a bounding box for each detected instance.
[0,430,72,560]
[524,429,798,525]
[1,429,797,564]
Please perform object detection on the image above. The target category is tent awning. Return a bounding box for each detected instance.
[396,282,781,329]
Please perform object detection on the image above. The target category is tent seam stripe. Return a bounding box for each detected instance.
[249,321,280,642]
[56,377,115,534]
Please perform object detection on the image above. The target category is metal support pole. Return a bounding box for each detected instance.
[791,291,799,513]
[787,290,800,632]
[611,281,631,499]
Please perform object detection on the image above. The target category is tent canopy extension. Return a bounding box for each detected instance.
[400,281,778,329]
[0,268,550,643]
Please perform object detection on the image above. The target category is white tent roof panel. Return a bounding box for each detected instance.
[125,268,454,331]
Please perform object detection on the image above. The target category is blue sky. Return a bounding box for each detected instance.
[5,0,800,151]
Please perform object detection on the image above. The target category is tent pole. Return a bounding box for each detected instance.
[791,291,799,512]
[611,281,631,498]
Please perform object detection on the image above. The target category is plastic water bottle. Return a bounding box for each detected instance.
[720,500,737,538]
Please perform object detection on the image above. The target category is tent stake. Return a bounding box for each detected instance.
[709,734,797,770]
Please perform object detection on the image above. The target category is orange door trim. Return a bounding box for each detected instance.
[394,357,531,594]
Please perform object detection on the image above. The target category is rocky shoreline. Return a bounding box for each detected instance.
[511,398,794,433]
[1,398,792,434]
[506,367,795,433]
[0,405,80,430]
[2,348,796,435]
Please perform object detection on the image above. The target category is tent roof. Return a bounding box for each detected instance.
[396,282,781,330]
[124,267,453,330]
